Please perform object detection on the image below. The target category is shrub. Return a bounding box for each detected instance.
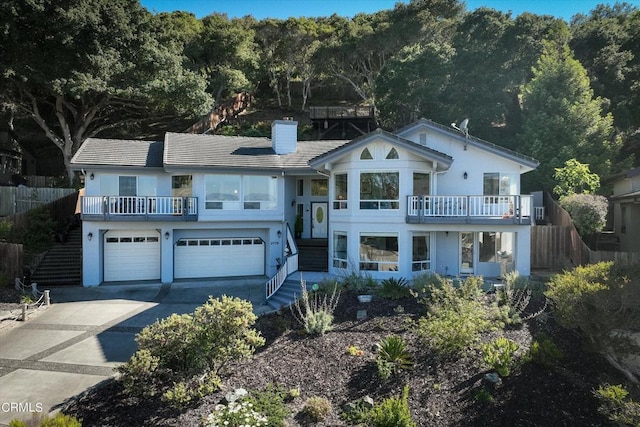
[0,220,12,240]
[248,384,291,427]
[291,279,340,336]
[376,277,411,299]
[117,295,264,406]
[410,272,450,305]
[369,386,416,427]
[9,413,82,427]
[527,332,563,368]
[497,271,534,326]
[22,206,55,253]
[481,337,520,377]
[475,388,494,403]
[341,268,377,293]
[204,401,268,427]
[545,262,640,380]
[302,396,332,422]
[559,193,608,238]
[375,335,413,379]
[594,384,640,426]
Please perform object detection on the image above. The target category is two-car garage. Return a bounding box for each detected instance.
[102,230,266,282]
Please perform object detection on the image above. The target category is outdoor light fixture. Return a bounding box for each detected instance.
[463,172,468,179]
[87,232,93,241]
[164,232,170,240]
[277,230,282,238]
[89,173,94,180]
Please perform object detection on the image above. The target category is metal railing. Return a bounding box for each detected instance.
[81,196,197,218]
[407,195,532,222]
[266,225,299,300]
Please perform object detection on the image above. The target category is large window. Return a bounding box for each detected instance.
[412,234,431,272]
[243,176,277,209]
[205,175,241,209]
[172,175,192,197]
[119,176,137,196]
[333,173,348,209]
[311,179,328,196]
[333,232,348,269]
[479,232,513,263]
[359,234,398,271]
[483,173,517,195]
[413,172,430,195]
[360,172,399,209]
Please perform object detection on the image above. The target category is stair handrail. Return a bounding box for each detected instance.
[266,223,299,300]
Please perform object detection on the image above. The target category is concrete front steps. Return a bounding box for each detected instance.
[266,278,307,311]
[31,225,82,286]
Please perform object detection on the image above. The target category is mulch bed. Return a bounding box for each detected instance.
[61,291,627,426]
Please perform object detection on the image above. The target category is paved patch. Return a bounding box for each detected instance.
[0,329,84,360]
[41,332,137,368]
[29,301,152,326]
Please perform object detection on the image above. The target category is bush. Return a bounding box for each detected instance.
[0,220,12,240]
[291,280,340,336]
[369,386,416,427]
[376,277,411,299]
[9,413,81,427]
[481,337,520,377]
[302,396,332,422]
[528,332,563,368]
[497,271,534,326]
[204,400,268,427]
[22,206,55,253]
[559,193,608,238]
[248,384,291,427]
[376,335,413,379]
[340,268,377,293]
[594,384,640,426]
[117,295,264,406]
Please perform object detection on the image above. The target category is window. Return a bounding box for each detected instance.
[359,234,398,271]
[205,175,241,209]
[621,206,627,234]
[413,172,430,195]
[243,175,277,209]
[483,173,516,195]
[333,232,347,269]
[297,179,304,197]
[360,147,373,160]
[311,179,328,196]
[172,175,192,197]
[479,232,513,263]
[333,173,348,209]
[119,176,136,196]
[412,234,431,271]
[386,148,399,159]
[360,172,399,209]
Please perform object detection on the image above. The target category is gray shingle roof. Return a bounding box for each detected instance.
[71,138,163,168]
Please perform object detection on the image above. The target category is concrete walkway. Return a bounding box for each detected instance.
[0,274,332,426]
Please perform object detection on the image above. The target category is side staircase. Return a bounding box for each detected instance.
[31,225,82,286]
[296,239,328,271]
[266,276,306,311]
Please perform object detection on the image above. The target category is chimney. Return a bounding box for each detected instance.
[271,119,298,154]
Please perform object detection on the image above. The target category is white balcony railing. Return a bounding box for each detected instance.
[407,195,532,223]
[81,196,197,219]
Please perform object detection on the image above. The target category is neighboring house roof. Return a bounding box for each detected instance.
[308,128,453,171]
[163,133,349,173]
[395,118,540,170]
[71,138,164,169]
[604,166,640,184]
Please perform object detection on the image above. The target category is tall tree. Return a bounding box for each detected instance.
[0,0,211,181]
[516,32,622,191]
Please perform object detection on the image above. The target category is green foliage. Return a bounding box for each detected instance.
[527,332,563,368]
[9,413,82,427]
[291,280,340,336]
[247,384,291,427]
[118,295,264,406]
[594,384,640,426]
[0,220,12,240]
[375,335,413,379]
[553,158,601,198]
[497,271,534,327]
[481,337,520,377]
[376,277,411,300]
[22,207,55,253]
[546,262,640,367]
[341,269,377,294]
[302,396,332,422]
[204,400,268,427]
[474,388,494,403]
[559,193,609,237]
[369,386,416,427]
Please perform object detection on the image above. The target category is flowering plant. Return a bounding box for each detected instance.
[204,401,268,427]
[346,345,364,357]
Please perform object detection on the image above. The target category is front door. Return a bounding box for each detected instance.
[460,232,474,274]
[311,202,328,238]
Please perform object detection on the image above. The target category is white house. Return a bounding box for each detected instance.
[71,118,538,293]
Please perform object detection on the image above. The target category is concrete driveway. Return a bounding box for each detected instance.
[0,277,274,426]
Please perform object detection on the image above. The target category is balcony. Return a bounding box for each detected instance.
[406,195,532,225]
[81,196,198,222]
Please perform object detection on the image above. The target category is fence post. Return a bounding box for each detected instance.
[21,304,27,321]
[44,290,50,306]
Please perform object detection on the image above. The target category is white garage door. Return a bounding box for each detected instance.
[104,230,161,282]
[174,238,264,279]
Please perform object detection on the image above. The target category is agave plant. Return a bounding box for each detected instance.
[375,335,413,379]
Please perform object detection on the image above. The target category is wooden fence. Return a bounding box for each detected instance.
[1,191,79,237]
[0,242,23,285]
[531,192,640,270]
[0,187,75,216]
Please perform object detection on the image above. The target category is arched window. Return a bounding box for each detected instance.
[386,148,399,159]
[360,147,373,160]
